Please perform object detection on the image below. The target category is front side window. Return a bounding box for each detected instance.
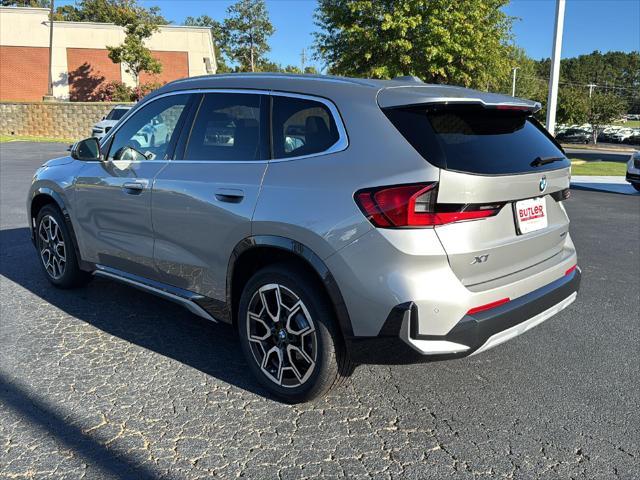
[107,95,190,162]
[271,96,340,159]
[106,107,129,121]
[184,93,267,161]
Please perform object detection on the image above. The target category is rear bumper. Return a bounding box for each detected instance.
[349,267,581,364]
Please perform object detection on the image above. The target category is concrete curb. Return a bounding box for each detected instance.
[570,176,639,196]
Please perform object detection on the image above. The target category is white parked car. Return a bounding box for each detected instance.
[91,105,132,140]
[627,151,640,192]
[613,128,634,143]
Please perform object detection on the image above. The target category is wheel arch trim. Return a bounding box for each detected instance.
[228,235,355,338]
[29,187,88,271]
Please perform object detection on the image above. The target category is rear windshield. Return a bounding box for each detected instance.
[106,108,129,121]
[383,106,569,175]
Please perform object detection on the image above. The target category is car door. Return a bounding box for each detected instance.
[74,93,192,277]
[151,91,269,302]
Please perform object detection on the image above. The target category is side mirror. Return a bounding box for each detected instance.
[71,137,102,161]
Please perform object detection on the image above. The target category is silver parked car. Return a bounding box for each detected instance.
[28,74,581,402]
[626,150,640,191]
[91,104,132,140]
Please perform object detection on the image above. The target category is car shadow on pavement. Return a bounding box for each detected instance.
[0,227,273,400]
[0,373,159,479]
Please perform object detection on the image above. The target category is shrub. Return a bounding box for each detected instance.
[132,81,164,101]
[93,80,165,102]
[93,81,133,102]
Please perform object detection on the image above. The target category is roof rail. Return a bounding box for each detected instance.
[392,75,424,83]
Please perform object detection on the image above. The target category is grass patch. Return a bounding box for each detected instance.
[571,160,627,176]
[613,120,640,128]
[0,135,74,144]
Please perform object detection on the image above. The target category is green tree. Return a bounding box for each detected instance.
[224,0,275,72]
[54,0,167,24]
[107,6,162,86]
[556,87,589,125]
[314,0,513,89]
[587,92,627,143]
[535,50,639,113]
[184,15,232,73]
[282,65,303,74]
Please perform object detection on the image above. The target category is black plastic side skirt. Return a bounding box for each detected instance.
[93,265,223,324]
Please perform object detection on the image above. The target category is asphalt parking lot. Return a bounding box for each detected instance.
[1,142,639,479]
[564,147,633,163]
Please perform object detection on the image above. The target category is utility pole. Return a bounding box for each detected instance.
[587,83,597,98]
[301,48,307,73]
[45,0,55,100]
[545,0,565,136]
[511,67,519,97]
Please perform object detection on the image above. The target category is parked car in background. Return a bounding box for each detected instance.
[597,127,620,143]
[556,128,591,144]
[28,74,580,402]
[624,132,640,146]
[612,128,634,143]
[626,151,640,191]
[91,105,132,140]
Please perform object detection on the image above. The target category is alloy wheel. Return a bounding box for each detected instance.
[38,215,67,280]
[246,283,318,388]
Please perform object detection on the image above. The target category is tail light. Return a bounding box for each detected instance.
[354,182,503,228]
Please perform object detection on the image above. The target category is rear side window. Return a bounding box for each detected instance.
[271,96,340,159]
[184,93,268,161]
[384,106,569,174]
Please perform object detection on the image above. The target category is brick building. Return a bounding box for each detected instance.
[0,7,216,101]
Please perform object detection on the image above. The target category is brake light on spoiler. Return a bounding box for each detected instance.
[355,182,503,228]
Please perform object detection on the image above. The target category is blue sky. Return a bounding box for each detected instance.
[62,0,640,69]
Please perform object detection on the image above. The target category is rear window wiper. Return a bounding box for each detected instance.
[530,156,565,167]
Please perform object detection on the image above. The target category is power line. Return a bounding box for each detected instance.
[518,74,639,93]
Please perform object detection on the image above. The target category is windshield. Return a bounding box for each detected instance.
[384,105,569,175]
[106,108,129,121]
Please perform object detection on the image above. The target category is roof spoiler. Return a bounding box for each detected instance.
[384,98,542,114]
[377,85,541,113]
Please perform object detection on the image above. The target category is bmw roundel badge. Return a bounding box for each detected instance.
[539,176,547,192]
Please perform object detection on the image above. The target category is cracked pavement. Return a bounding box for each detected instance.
[1,142,638,479]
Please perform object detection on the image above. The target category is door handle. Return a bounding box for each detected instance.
[122,181,147,194]
[215,188,244,203]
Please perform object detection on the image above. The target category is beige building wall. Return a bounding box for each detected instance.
[0,7,216,100]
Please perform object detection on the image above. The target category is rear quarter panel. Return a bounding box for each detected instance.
[252,88,439,259]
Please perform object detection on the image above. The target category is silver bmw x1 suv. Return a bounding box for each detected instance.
[28,74,581,402]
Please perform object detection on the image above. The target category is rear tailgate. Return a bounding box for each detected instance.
[383,101,573,286]
[436,168,570,286]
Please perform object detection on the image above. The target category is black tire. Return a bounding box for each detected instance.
[237,263,351,403]
[633,183,640,192]
[35,205,92,289]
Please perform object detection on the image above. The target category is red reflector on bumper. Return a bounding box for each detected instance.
[565,264,578,276]
[467,298,510,315]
